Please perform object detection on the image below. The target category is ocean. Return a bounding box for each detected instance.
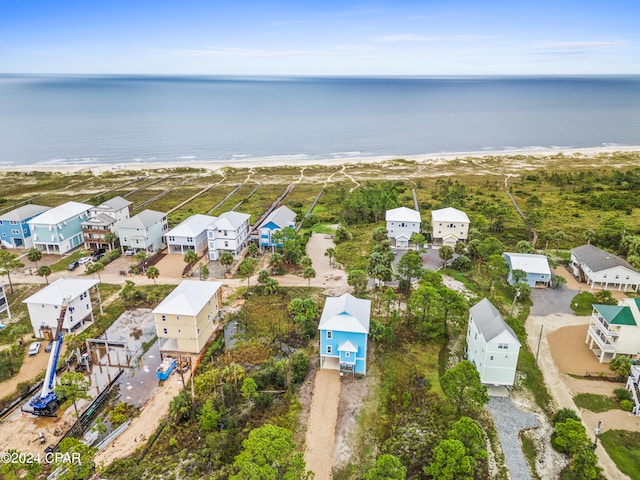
[0,75,639,167]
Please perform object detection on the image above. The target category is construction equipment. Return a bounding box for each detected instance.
[27,299,71,416]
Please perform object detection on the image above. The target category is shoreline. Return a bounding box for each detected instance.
[1,145,639,175]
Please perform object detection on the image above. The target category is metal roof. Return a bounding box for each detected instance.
[259,205,296,229]
[23,278,99,305]
[385,207,421,222]
[27,201,91,225]
[118,209,166,229]
[318,293,371,334]
[213,211,251,231]
[431,207,470,223]
[469,298,521,345]
[593,304,637,326]
[93,196,132,212]
[572,244,637,273]
[165,214,216,238]
[153,280,222,316]
[0,204,50,222]
[503,253,551,276]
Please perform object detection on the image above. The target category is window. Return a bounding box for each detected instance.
[11,229,19,234]
[447,223,455,228]
[162,315,166,322]
[224,241,229,247]
[163,328,168,334]
[327,331,332,339]
[327,345,332,354]
[10,220,17,225]
[490,355,494,360]
[345,351,350,358]
[498,343,508,350]
[474,332,477,339]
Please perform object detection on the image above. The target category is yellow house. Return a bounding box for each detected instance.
[153,280,223,354]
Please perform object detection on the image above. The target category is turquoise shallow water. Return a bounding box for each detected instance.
[0,75,639,167]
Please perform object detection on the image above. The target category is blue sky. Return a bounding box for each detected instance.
[1,1,638,75]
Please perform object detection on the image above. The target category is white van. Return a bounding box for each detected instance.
[28,342,41,355]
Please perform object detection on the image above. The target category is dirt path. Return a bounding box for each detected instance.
[94,373,183,467]
[527,312,636,480]
[0,344,67,396]
[304,369,341,480]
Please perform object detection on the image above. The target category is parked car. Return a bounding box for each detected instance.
[124,249,135,256]
[67,261,79,271]
[45,341,54,353]
[29,342,41,355]
[92,252,104,262]
[78,256,92,265]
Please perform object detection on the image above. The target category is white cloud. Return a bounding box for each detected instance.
[371,33,497,43]
[534,41,627,51]
[173,47,329,58]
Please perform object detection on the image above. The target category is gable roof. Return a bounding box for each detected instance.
[431,207,470,223]
[503,253,551,276]
[27,201,91,225]
[572,244,637,273]
[23,278,99,305]
[93,196,132,212]
[318,293,371,334]
[119,210,166,229]
[213,211,251,231]
[470,298,521,345]
[386,206,421,223]
[593,304,637,326]
[0,204,50,222]
[82,213,116,227]
[338,340,358,352]
[259,206,296,230]
[166,214,216,238]
[152,280,222,316]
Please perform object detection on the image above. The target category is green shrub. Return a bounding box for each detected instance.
[552,408,580,425]
[620,399,634,412]
[614,388,633,402]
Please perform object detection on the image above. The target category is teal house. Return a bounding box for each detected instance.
[319,293,371,376]
[27,201,92,254]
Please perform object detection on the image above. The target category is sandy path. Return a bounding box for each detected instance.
[304,369,341,480]
[527,312,635,480]
[1,344,67,397]
[94,373,183,467]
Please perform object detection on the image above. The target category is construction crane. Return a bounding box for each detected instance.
[27,298,71,416]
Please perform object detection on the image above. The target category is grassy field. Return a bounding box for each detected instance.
[573,393,619,413]
[600,430,640,480]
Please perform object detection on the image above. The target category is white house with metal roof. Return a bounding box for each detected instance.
[503,252,552,287]
[23,278,100,338]
[466,298,521,386]
[118,209,168,254]
[258,205,297,248]
[153,280,223,354]
[318,293,371,375]
[571,244,640,292]
[0,204,51,249]
[27,201,92,254]
[165,214,216,255]
[586,297,640,363]
[207,211,251,260]
[431,207,470,247]
[385,207,421,249]
[82,196,133,251]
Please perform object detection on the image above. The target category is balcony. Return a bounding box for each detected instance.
[588,326,616,352]
[590,314,619,338]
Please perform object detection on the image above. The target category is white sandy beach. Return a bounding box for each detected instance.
[1,145,639,175]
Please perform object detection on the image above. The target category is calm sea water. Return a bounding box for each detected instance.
[0,75,639,167]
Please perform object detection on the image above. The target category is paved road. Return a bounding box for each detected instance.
[487,396,539,480]
[529,286,578,316]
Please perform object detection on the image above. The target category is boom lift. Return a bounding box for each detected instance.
[28,298,71,416]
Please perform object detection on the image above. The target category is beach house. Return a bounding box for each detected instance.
[318,293,371,376]
[626,364,640,417]
[153,280,223,354]
[585,297,640,363]
[0,204,50,249]
[571,244,640,292]
[207,211,251,260]
[431,207,470,247]
[503,252,551,287]
[165,214,216,256]
[466,298,521,386]
[118,209,168,254]
[82,196,132,251]
[23,278,100,338]
[385,206,421,249]
[258,205,296,248]
[28,201,92,254]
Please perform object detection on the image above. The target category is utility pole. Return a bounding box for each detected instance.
[535,324,543,368]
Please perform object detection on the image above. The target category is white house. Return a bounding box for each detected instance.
[503,252,551,287]
[82,196,133,250]
[207,211,251,260]
[585,297,640,363]
[466,298,521,386]
[385,207,421,249]
[258,206,297,248]
[571,244,640,292]
[153,280,223,354]
[431,207,470,247]
[23,278,100,338]
[118,209,168,254]
[165,214,216,256]
[90,196,132,225]
[626,364,640,417]
[27,201,92,254]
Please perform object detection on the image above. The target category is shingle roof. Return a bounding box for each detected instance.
[118,210,166,229]
[431,207,470,223]
[94,196,132,212]
[386,207,421,222]
[166,214,216,238]
[470,298,521,345]
[214,211,250,231]
[0,204,50,222]
[503,253,551,276]
[82,213,116,226]
[27,201,91,225]
[572,244,637,273]
[318,293,371,334]
[152,280,222,316]
[23,278,99,305]
[593,304,637,326]
[259,206,296,229]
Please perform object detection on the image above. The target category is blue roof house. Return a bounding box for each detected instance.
[0,204,50,249]
[258,205,296,248]
[318,293,371,376]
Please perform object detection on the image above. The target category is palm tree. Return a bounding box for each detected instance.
[247,242,259,258]
[37,265,51,284]
[104,231,118,251]
[583,229,596,245]
[146,266,160,285]
[324,248,336,267]
[219,251,234,272]
[554,231,566,252]
[303,266,316,286]
[27,247,42,269]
